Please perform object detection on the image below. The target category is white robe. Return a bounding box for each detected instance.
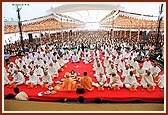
[48,66,58,78]
[109,74,123,88]
[158,74,164,89]
[121,69,131,78]
[140,74,156,88]
[136,68,145,77]
[132,61,139,70]
[26,73,42,85]
[118,61,125,72]
[72,55,80,62]
[4,68,10,85]
[42,75,53,85]
[143,61,152,70]
[94,66,104,76]
[58,58,65,67]
[106,67,117,78]
[123,74,140,88]
[93,74,108,87]
[24,57,32,65]
[150,66,161,77]
[42,63,49,71]
[12,72,25,85]
[34,67,44,78]
[8,66,16,76]
[22,66,30,76]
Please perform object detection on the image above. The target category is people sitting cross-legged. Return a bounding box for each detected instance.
[123,71,140,91]
[94,63,104,77]
[140,70,156,91]
[26,70,42,87]
[10,69,25,86]
[41,71,53,88]
[72,52,80,63]
[109,73,123,90]
[79,72,94,91]
[158,74,164,89]
[150,63,161,82]
[93,73,108,90]
[4,67,10,85]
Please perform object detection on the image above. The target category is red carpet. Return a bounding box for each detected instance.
[4,53,164,102]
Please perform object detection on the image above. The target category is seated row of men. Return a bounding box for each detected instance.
[4,64,164,92]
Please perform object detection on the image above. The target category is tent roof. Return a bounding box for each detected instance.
[100,10,164,30]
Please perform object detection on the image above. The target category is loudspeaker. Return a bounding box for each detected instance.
[78,96,84,103]
[76,88,85,94]
[28,33,33,42]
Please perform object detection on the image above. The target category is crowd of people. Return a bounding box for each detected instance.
[4,30,164,100]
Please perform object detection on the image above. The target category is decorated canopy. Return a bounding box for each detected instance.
[100,10,164,30]
[4,10,164,34]
[4,13,83,34]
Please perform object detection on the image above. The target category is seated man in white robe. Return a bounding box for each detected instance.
[158,74,164,89]
[57,56,65,67]
[121,65,130,78]
[21,65,30,77]
[93,58,101,71]
[93,49,100,59]
[118,59,125,72]
[4,67,10,85]
[10,69,25,85]
[84,49,91,58]
[143,59,152,70]
[135,64,145,80]
[35,57,44,68]
[83,54,92,64]
[132,58,139,70]
[126,57,134,66]
[106,64,117,78]
[34,65,44,78]
[140,70,156,89]
[150,63,161,80]
[16,59,25,70]
[26,70,42,86]
[29,61,36,71]
[123,71,140,90]
[114,56,120,65]
[72,52,80,63]
[93,73,108,88]
[52,59,61,72]
[8,62,16,76]
[62,52,70,63]
[42,60,49,71]
[23,55,32,65]
[104,56,110,68]
[15,56,21,66]
[94,63,104,77]
[48,63,58,78]
[42,71,53,86]
[123,49,131,59]
[109,73,123,89]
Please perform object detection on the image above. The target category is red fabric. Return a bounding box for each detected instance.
[4,54,164,102]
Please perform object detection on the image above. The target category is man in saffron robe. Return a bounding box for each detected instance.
[62,72,76,91]
[80,72,94,91]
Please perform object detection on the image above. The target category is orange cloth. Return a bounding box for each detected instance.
[80,76,93,91]
[62,77,76,91]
